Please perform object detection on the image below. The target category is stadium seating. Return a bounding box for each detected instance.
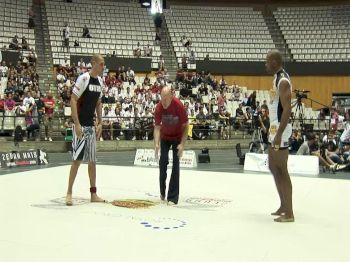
[274,5,350,62]
[164,5,275,67]
[46,0,162,68]
[0,0,36,51]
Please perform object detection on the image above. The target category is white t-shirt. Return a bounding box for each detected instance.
[23,96,35,107]
[340,123,350,142]
[0,65,8,75]
[127,70,135,78]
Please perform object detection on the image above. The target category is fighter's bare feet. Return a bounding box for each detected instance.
[65,194,73,206]
[274,215,295,223]
[271,208,286,216]
[90,193,107,203]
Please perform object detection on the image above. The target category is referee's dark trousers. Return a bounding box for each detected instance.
[159,139,180,204]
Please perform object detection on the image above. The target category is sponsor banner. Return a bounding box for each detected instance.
[0,149,48,168]
[134,149,197,168]
[244,153,319,176]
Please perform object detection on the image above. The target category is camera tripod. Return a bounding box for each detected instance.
[293,98,305,130]
[249,127,265,154]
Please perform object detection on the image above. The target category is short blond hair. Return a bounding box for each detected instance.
[91,54,104,64]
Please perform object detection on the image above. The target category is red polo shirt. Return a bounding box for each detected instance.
[155,97,188,141]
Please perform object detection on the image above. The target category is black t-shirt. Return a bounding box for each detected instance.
[73,73,102,126]
[236,108,244,117]
[34,97,44,110]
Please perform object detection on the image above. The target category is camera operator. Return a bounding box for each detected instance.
[258,105,270,145]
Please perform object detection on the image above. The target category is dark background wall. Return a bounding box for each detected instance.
[197,61,350,76]
[1,51,20,64]
[70,55,152,72]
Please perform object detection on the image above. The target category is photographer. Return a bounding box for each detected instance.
[258,105,270,145]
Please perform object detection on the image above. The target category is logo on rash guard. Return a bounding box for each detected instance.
[89,84,102,93]
[162,115,179,125]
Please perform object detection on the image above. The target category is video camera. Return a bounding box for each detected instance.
[294,89,310,101]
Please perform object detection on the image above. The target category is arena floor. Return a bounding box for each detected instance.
[1,161,349,262]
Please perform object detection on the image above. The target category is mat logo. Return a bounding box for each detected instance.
[248,154,269,169]
[185,197,231,207]
[111,199,157,209]
[32,197,90,210]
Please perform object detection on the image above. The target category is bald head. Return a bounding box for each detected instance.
[265,49,283,74]
[160,86,173,109]
[268,50,283,65]
[161,86,171,97]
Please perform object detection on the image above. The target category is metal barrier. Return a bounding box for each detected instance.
[0,110,333,141]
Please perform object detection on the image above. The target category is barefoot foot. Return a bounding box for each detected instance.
[65,194,73,206]
[271,208,286,216]
[91,193,107,203]
[274,215,295,223]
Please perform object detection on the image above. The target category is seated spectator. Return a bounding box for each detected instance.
[233,85,241,101]
[133,108,142,140]
[330,107,339,131]
[21,37,29,50]
[198,83,209,96]
[143,74,151,86]
[9,35,19,50]
[189,50,196,64]
[0,61,9,77]
[289,130,303,153]
[127,67,136,86]
[5,93,16,111]
[219,76,227,89]
[297,133,345,172]
[0,94,5,111]
[184,71,193,88]
[101,106,112,141]
[101,89,115,104]
[194,106,209,139]
[82,25,92,38]
[28,49,37,66]
[181,35,191,50]
[218,108,230,139]
[120,66,127,81]
[158,55,165,71]
[74,40,80,47]
[110,107,122,140]
[60,58,70,68]
[340,122,350,145]
[133,42,142,57]
[24,110,39,142]
[78,58,85,68]
[181,54,188,70]
[163,69,169,83]
[325,141,346,164]
[23,91,35,110]
[245,107,253,126]
[176,69,185,83]
[144,44,153,57]
[217,90,225,109]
